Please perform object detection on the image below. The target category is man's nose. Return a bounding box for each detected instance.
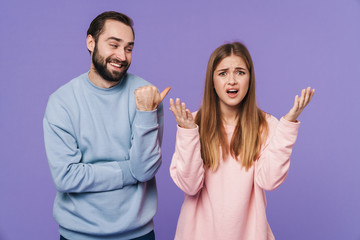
[115,48,126,61]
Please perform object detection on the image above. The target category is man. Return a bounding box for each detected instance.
[43,11,170,240]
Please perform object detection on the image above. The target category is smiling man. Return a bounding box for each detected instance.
[43,11,170,240]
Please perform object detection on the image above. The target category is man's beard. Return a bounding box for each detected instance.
[92,44,130,83]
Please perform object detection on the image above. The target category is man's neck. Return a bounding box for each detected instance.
[88,67,120,89]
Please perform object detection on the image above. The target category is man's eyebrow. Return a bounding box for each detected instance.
[106,37,134,46]
[106,37,122,42]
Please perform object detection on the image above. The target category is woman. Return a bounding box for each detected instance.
[169,42,314,240]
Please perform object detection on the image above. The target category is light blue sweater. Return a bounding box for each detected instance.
[43,72,163,240]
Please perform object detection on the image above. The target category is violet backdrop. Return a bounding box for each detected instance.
[0,0,359,239]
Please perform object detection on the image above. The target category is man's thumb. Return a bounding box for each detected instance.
[159,87,171,102]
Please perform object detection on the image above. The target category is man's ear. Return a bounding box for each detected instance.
[87,35,95,53]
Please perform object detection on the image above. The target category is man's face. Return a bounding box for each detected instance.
[91,20,134,82]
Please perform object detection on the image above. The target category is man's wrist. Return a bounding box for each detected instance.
[134,109,158,127]
[137,107,156,111]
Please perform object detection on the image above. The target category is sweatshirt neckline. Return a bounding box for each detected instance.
[83,72,125,95]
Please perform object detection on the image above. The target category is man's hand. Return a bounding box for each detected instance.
[135,86,171,111]
[284,87,315,122]
[169,98,197,129]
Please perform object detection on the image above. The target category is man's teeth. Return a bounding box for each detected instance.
[110,62,121,68]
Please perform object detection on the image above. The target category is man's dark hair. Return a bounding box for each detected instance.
[87,11,135,42]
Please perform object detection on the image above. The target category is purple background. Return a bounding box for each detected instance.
[1,0,359,239]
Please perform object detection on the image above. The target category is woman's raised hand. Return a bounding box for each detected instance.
[284,87,315,122]
[169,98,197,129]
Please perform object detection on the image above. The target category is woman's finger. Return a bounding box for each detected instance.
[169,98,183,122]
[186,109,194,121]
[302,88,314,108]
[169,98,176,111]
[176,98,182,114]
[182,102,187,118]
[309,89,315,102]
[169,98,180,117]
[292,95,299,112]
[305,87,311,102]
[298,89,306,108]
[306,88,315,106]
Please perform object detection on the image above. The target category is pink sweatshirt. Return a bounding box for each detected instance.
[170,115,300,240]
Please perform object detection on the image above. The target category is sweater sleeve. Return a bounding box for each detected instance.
[255,116,300,191]
[43,96,138,193]
[170,125,205,196]
[128,103,164,182]
[44,122,137,194]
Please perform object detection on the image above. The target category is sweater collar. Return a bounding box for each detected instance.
[83,72,126,95]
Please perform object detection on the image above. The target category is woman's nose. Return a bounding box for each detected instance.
[227,74,236,85]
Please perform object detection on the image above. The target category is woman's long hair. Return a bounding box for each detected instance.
[195,42,268,171]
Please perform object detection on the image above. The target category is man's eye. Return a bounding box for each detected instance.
[126,48,133,52]
[110,44,117,48]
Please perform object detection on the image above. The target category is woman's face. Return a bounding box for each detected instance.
[213,54,250,113]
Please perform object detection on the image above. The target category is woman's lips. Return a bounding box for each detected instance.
[226,89,238,98]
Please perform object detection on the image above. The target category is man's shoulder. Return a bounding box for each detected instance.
[50,73,86,100]
[124,73,153,89]
[44,73,87,122]
[46,73,87,112]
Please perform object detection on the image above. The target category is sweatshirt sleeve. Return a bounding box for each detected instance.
[43,100,137,193]
[170,125,205,196]
[128,103,164,182]
[255,116,300,191]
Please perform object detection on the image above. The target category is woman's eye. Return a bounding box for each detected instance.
[219,72,226,76]
[237,71,245,75]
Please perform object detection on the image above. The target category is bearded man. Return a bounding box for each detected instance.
[43,11,170,240]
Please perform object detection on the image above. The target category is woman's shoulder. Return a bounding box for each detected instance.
[192,110,199,118]
[264,112,279,123]
[264,113,279,124]
[263,113,280,134]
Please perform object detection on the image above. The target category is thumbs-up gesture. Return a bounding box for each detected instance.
[134,86,171,111]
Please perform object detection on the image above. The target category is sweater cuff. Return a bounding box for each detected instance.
[117,160,138,187]
[177,125,199,136]
[134,109,158,127]
[279,117,300,134]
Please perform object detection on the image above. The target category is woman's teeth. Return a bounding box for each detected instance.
[227,90,238,93]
